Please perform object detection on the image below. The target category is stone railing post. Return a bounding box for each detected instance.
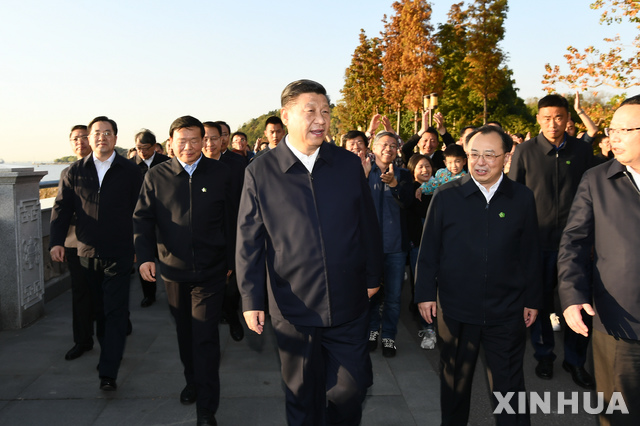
[0,167,48,329]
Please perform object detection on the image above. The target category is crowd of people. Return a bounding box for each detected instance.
[49,81,638,426]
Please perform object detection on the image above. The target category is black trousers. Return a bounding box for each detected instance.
[165,276,225,413]
[222,270,241,324]
[593,329,640,426]
[271,309,372,426]
[80,255,133,380]
[66,248,94,346]
[439,314,530,426]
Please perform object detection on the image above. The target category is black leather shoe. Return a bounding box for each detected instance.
[65,344,93,361]
[196,407,217,425]
[180,383,197,405]
[140,297,156,308]
[229,322,244,342]
[563,361,595,389]
[100,377,117,391]
[535,359,553,380]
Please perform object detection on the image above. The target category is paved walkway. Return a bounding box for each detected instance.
[0,272,597,425]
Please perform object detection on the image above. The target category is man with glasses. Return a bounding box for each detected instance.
[416,126,542,425]
[134,116,234,426]
[366,131,414,357]
[50,116,143,391]
[559,95,640,424]
[130,128,169,308]
[509,94,595,389]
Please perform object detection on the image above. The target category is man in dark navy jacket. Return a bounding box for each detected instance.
[416,126,542,426]
[236,80,383,425]
[559,95,640,425]
[50,116,142,392]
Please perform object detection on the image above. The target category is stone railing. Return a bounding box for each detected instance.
[0,167,70,330]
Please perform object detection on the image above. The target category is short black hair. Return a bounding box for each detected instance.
[620,94,640,107]
[538,94,569,112]
[281,79,329,108]
[135,129,156,146]
[424,127,439,139]
[214,121,230,134]
[232,131,247,140]
[169,116,205,138]
[69,124,87,138]
[486,121,502,128]
[443,143,466,159]
[407,154,434,183]
[466,125,513,153]
[202,121,222,134]
[343,130,368,146]
[88,116,118,135]
[265,116,284,128]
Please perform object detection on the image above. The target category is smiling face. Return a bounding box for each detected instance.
[537,106,569,146]
[609,104,640,171]
[202,126,222,159]
[281,92,329,155]
[467,131,510,190]
[445,156,466,175]
[171,126,203,165]
[345,136,367,155]
[88,121,117,161]
[418,131,439,155]
[372,135,398,168]
[413,158,433,183]
[69,128,91,159]
[231,134,247,151]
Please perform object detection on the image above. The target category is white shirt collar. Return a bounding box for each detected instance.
[471,172,504,202]
[93,150,116,165]
[143,152,155,167]
[285,136,320,173]
[177,153,203,176]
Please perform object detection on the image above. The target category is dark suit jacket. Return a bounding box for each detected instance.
[131,152,169,176]
[558,160,640,340]
[219,150,245,215]
[133,156,234,283]
[415,174,542,324]
[236,141,384,327]
[50,153,142,258]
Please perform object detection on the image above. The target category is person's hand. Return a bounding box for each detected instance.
[50,245,65,263]
[525,131,531,140]
[523,307,538,328]
[368,286,380,299]
[433,112,446,135]
[243,310,265,335]
[415,187,423,201]
[380,163,398,187]
[574,91,583,113]
[139,261,156,282]
[563,303,595,337]
[358,150,372,178]
[381,115,394,132]
[368,113,382,134]
[418,301,437,324]
[418,111,429,135]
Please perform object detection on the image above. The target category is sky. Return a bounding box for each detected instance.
[0,0,637,162]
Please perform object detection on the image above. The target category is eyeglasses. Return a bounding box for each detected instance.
[204,136,220,143]
[604,127,640,137]
[135,145,153,152]
[70,136,88,142]
[90,131,113,138]
[468,152,504,163]
[375,143,398,150]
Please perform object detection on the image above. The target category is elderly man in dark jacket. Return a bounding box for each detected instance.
[416,126,542,426]
[236,80,383,426]
[134,116,234,426]
[559,95,640,425]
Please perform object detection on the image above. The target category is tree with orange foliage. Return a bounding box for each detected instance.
[462,0,509,124]
[542,0,640,93]
[380,0,441,115]
[339,29,385,132]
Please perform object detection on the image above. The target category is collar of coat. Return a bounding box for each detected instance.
[605,159,627,179]
[168,154,214,177]
[272,138,333,173]
[457,173,516,199]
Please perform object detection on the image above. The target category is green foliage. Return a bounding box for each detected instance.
[54,155,77,163]
[236,109,282,149]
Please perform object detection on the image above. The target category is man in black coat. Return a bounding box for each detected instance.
[508,94,595,388]
[401,111,455,170]
[416,126,542,426]
[236,80,383,425]
[130,128,169,307]
[134,116,233,426]
[558,95,640,425]
[50,116,143,391]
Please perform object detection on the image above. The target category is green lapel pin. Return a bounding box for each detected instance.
[202,187,207,192]
[499,212,506,218]
[566,160,571,165]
